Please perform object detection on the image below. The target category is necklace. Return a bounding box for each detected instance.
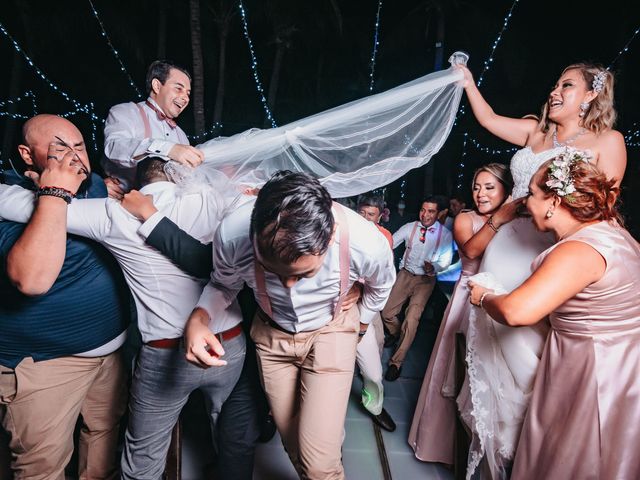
[552,127,586,148]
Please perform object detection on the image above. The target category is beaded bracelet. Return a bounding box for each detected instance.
[487,216,499,233]
[36,186,75,204]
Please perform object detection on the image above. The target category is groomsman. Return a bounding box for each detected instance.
[184,171,395,479]
[354,195,396,432]
[382,196,453,381]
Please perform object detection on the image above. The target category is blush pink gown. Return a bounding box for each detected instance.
[512,221,640,479]
[408,210,485,464]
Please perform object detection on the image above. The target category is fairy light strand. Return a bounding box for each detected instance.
[188,122,224,142]
[0,22,103,151]
[368,0,383,93]
[88,0,143,98]
[238,1,277,128]
[607,25,640,70]
[476,0,520,87]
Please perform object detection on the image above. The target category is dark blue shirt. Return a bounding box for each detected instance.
[0,170,130,368]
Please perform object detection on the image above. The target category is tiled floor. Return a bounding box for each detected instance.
[179,307,453,480]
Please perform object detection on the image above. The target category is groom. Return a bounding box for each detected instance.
[102,60,204,196]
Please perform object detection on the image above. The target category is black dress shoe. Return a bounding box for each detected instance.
[369,407,396,432]
[258,414,277,443]
[383,334,398,349]
[384,364,402,382]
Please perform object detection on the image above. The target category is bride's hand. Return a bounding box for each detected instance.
[454,65,474,89]
[468,281,492,307]
[491,197,524,228]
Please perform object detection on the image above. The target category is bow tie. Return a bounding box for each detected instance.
[145,101,177,129]
[419,225,436,243]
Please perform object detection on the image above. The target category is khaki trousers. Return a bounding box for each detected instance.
[0,352,127,480]
[382,269,436,367]
[251,307,359,480]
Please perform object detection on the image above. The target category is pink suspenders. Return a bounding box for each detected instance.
[254,202,351,322]
[135,102,152,138]
[402,221,420,265]
[402,221,444,267]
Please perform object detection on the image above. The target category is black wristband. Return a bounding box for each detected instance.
[36,186,75,204]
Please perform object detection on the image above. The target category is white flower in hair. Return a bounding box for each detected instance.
[546,147,591,197]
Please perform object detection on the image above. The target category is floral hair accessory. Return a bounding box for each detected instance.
[592,70,607,94]
[546,147,591,198]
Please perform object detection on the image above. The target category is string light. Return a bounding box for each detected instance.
[88,0,143,99]
[188,122,224,142]
[0,21,101,152]
[399,178,407,200]
[368,0,383,93]
[454,0,520,187]
[468,136,518,155]
[237,0,277,128]
[0,91,38,119]
[476,0,520,87]
[607,25,640,70]
[456,133,468,190]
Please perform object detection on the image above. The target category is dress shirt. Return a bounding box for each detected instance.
[392,221,453,275]
[102,98,190,190]
[0,182,241,342]
[197,200,396,333]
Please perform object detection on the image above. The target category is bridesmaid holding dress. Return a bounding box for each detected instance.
[409,163,514,464]
[469,154,640,479]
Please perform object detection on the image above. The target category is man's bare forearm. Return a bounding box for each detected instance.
[7,196,69,295]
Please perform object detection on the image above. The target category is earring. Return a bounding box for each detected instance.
[545,210,554,219]
[579,102,589,117]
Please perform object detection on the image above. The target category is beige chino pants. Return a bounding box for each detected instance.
[0,352,127,480]
[382,268,436,368]
[251,307,359,480]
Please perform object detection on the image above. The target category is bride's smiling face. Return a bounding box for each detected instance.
[547,69,593,123]
[472,171,507,215]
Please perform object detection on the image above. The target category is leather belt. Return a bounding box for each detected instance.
[146,324,243,349]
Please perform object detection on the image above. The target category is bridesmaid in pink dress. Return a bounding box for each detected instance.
[469,155,640,479]
[409,163,516,464]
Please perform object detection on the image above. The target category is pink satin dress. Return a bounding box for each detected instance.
[512,221,640,479]
[408,210,486,464]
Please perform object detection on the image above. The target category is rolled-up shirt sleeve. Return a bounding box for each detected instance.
[0,184,35,222]
[195,225,245,320]
[357,234,396,324]
[431,228,454,274]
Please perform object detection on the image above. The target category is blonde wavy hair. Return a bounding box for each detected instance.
[538,63,617,135]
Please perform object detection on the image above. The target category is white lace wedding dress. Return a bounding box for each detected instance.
[459,146,562,479]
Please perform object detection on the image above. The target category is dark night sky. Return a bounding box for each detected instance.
[1,0,639,233]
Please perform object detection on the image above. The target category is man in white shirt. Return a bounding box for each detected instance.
[102,60,204,194]
[183,171,396,480]
[0,157,245,480]
[382,196,454,381]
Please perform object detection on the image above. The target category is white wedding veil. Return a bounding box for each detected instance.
[191,52,468,198]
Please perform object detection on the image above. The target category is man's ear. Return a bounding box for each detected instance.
[151,78,162,96]
[17,144,34,167]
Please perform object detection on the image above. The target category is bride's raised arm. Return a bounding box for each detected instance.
[457,65,538,147]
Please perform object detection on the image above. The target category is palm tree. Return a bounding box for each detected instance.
[189,0,206,134]
[206,0,237,127]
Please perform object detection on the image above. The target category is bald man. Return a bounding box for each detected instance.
[0,115,130,479]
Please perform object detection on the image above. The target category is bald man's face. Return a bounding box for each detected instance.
[19,116,90,174]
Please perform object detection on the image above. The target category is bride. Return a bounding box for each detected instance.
[456,62,626,478]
